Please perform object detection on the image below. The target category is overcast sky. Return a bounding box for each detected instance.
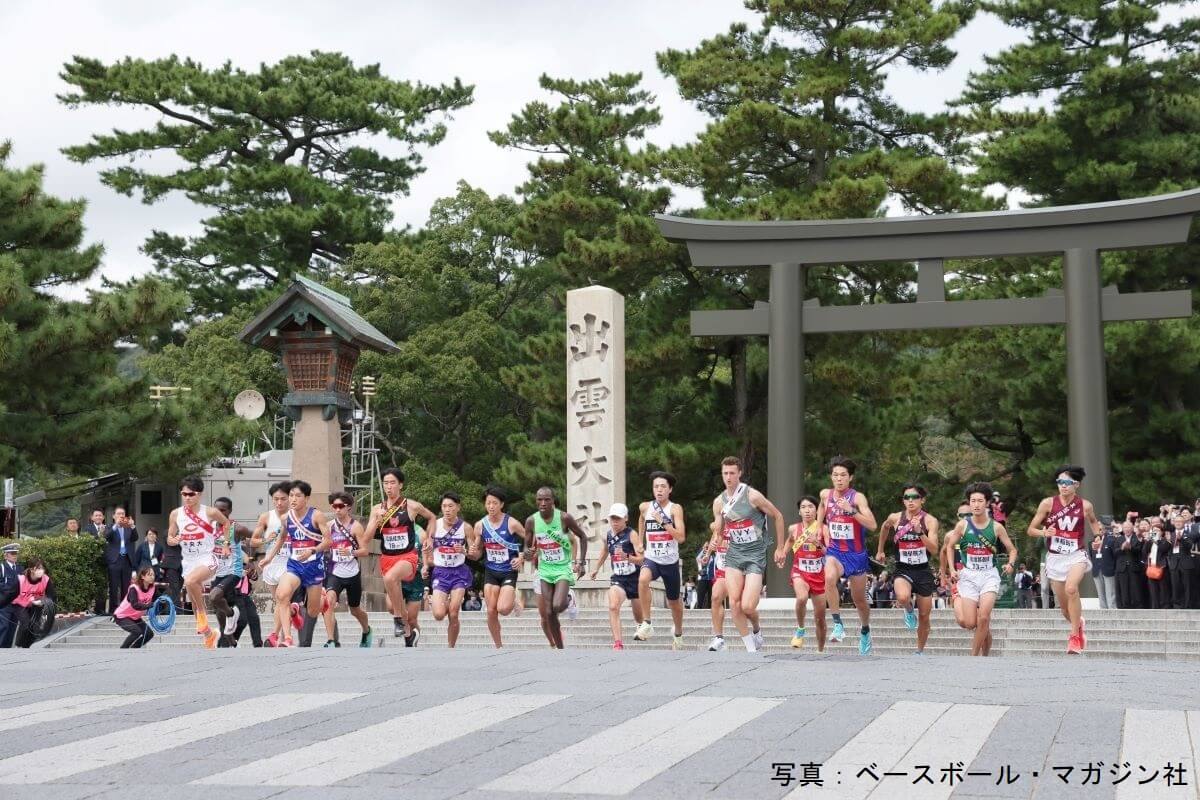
[2,0,1031,292]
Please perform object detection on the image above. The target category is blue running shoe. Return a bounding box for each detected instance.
[904,607,917,630]
[859,631,872,655]
[831,621,845,642]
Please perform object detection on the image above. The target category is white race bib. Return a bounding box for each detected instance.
[538,538,565,563]
[1051,535,1077,554]
[898,543,928,565]
[611,551,637,576]
[382,531,409,550]
[797,557,824,574]
[434,546,464,568]
[965,546,993,570]
[829,521,855,541]
[332,546,355,564]
[485,543,510,564]
[726,518,760,545]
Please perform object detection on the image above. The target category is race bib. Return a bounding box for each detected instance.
[726,518,760,545]
[434,546,464,568]
[829,521,855,541]
[485,543,510,565]
[647,532,673,557]
[965,546,992,570]
[611,550,637,576]
[1050,535,1078,554]
[714,547,727,572]
[538,538,565,563]
[797,557,824,574]
[180,532,206,555]
[382,530,409,550]
[332,546,355,564]
[898,542,928,565]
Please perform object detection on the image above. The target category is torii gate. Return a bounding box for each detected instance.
[657,189,1200,594]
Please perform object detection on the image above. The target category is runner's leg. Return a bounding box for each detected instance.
[1064,563,1087,637]
[725,568,750,638]
[607,585,626,643]
[447,587,466,648]
[973,592,996,657]
[915,594,933,652]
[484,583,504,647]
[274,573,301,642]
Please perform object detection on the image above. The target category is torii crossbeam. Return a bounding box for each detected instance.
[657,189,1200,595]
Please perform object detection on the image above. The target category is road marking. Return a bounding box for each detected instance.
[0,692,361,784]
[486,695,781,795]
[0,694,163,733]
[197,693,567,786]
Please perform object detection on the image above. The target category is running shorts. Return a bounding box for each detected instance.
[538,561,576,587]
[431,565,472,594]
[261,557,287,587]
[402,577,424,604]
[484,570,518,589]
[828,548,870,578]
[1045,550,1089,583]
[642,559,681,600]
[381,551,419,580]
[791,560,826,595]
[957,567,1001,601]
[286,556,325,589]
[324,572,363,608]
[182,553,217,581]
[610,573,639,599]
[724,547,766,575]
[893,566,936,597]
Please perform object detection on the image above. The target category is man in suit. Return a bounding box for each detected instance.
[82,508,108,614]
[1088,529,1117,609]
[103,506,138,615]
[0,543,21,648]
[1113,520,1144,609]
[134,528,164,581]
[1167,511,1199,609]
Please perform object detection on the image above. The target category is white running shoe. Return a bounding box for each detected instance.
[566,590,579,620]
[633,621,653,641]
[223,607,240,636]
[707,635,726,651]
[752,631,765,651]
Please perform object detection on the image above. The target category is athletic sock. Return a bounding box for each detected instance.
[752,626,760,635]
[861,625,870,635]
[832,613,843,625]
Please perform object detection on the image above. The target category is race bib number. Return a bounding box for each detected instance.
[611,551,637,576]
[898,543,928,565]
[965,546,992,570]
[434,546,464,568]
[181,532,207,555]
[485,543,510,565]
[1050,535,1078,554]
[647,532,673,557]
[332,546,355,564]
[829,521,855,541]
[797,557,823,574]
[726,518,759,545]
[538,538,565,563]
[382,530,409,550]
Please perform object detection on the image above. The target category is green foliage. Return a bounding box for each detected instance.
[0,535,105,613]
[60,51,474,314]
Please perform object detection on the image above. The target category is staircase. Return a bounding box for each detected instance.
[45,608,1200,660]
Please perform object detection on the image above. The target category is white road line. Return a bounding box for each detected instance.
[486,695,781,796]
[196,692,567,787]
[788,701,952,800]
[0,694,164,733]
[0,692,361,784]
[1117,709,1197,799]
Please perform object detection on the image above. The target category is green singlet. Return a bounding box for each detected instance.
[534,509,575,586]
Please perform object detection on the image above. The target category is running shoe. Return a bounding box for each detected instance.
[1078,617,1087,649]
[202,630,218,650]
[290,603,304,631]
[913,649,924,655]
[613,640,624,650]
[323,640,340,648]
[360,626,373,648]
[393,617,405,637]
[859,631,872,655]
[752,630,765,651]
[566,591,579,621]
[707,635,726,652]
[672,635,685,651]
[790,628,806,649]
[280,636,294,648]
[405,628,421,648]
[633,621,653,641]
[1067,633,1082,655]
[903,606,917,630]
[831,621,846,642]
[265,632,278,648]
[223,607,240,636]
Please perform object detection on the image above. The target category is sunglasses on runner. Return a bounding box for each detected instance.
[958,512,971,519]
[1056,479,1077,487]
[180,490,198,497]
[330,502,347,509]
[902,493,922,500]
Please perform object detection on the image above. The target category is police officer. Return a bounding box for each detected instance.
[0,543,21,648]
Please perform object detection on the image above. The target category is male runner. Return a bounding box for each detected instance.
[588,503,644,649]
[260,480,332,647]
[321,491,372,648]
[166,476,230,649]
[789,496,829,652]
[208,496,252,643]
[1027,465,1102,653]
[363,467,437,638]
[632,471,686,649]
[699,519,731,651]
[943,482,1016,656]
[476,486,526,648]
[524,487,587,649]
[250,483,289,647]
[817,456,878,655]
[712,456,788,653]
[423,491,478,648]
[877,485,940,654]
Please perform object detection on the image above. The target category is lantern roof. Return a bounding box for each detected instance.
[239,274,399,354]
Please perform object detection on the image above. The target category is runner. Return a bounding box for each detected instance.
[208,496,253,646]
[321,491,372,648]
[166,476,230,649]
[699,519,731,651]
[943,482,1016,657]
[423,491,479,648]
[876,485,940,654]
[632,471,686,650]
[789,496,829,652]
[250,482,289,647]
[523,486,588,649]
[588,503,644,649]
[1027,465,1102,654]
[475,486,526,648]
[817,456,878,655]
[711,456,788,653]
[362,468,437,639]
[260,480,333,647]
[940,502,971,627]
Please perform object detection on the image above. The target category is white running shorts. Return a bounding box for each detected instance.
[957,567,1000,602]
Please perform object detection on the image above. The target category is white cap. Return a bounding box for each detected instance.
[607,503,628,519]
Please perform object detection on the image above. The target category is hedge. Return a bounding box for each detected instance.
[0,535,105,613]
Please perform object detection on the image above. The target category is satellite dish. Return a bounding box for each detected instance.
[233,390,266,421]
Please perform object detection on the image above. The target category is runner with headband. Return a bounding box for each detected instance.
[167,475,230,649]
[475,485,526,648]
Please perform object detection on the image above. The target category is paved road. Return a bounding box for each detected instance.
[0,648,1195,800]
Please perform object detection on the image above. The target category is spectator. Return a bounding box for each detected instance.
[1114,519,1144,608]
[64,517,80,537]
[0,543,20,648]
[12,558,56,648]
[102,506,138,614]
[684,579,696,610]
[1015,563,1035,608]
[113,565,158,648]
[82,508,108,614]
[990,492,1007,524]
[1144,521,1171,609]
[463,590,482,612]
[1088,529,1117,609]
[159,517,184,611]
[134,528,164,580]
[694,545,714,609]
[1166,512,1198,609]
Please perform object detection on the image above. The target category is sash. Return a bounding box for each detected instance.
[721,484,748,519]
[965,518,998,553]
[1044,497,1082,531]
[482,515,516,549]
[379,499,406,525]
[288,509,323,543]
[650,501,673,529]
[183,506,214,535]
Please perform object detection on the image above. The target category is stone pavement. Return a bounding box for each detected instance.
[0,648,1195,800]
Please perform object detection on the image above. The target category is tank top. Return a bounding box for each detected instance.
[714,527,731,574]
[894,511,931,568]
[481,514,522,574]
[826,489,866,553]
[263,508,287,560]
[721,484,765,550]
[114,582,155,621]
[377,499,417,555]
[214,523,244,578]
[285,507,321,560]
[329,517,360,578]
[643,501,679,564]
[178,504,215,559]
[533,510,571,565]
[431,518,467,568]
[791,521,825,574]
[607,526,638,577]
[1046,495,1085,555]
[961,517,999,572]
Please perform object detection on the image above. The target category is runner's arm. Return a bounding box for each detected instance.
[1027,498,1051,538]
[941,524,963,579]
[854,492,877,532]
[208,507,230,528]
[351,521,369,558]
[312,510,332,553]
[167,510,180,547]
[995,523,1017,574]
[669,503,686,543]
[633,504,647,553]
[261,524,284,564]
[563,513,589,573]
[876,514,896,562]
[1083,500,1104,538]
[815,489,829,526]
[248,513,268,550]
[523,516,536,559]
[588,538,610,580]
[507,518,527,572]
[749,490,788,556]
[924,516,941,558]
[411,500,439,534]
[466,521,481,559]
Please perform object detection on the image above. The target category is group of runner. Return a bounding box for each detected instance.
[147,456,1100,656]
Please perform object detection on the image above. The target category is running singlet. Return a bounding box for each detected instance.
[263,509,288,560]
[377,500,417,555]
[607,527,638,576]
[329,518,360,577]
[894,511,930,567]
[1046,496,1085,555]
[432,519,467,568]
[481,514,522,573]
[721,484,765,547]
[534,510,571,565]
[961,518,999,571]
[643,501,679,564]
[826,489,866,553]
[285,507,322,560]
[214,523,244,578]
[179,505,215,560]
[792,521,825,574]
